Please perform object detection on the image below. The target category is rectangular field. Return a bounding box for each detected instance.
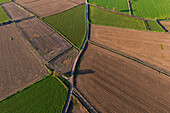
[0,6,10,23]
[1,2,32,21]
[0,76,68,113]
[14,0,84,18]
[131,0,170,19]
[0,24,48,100]
[49,47,78,76]
[43,4,87,49]
[90,24,170,71]
[0,0,10,4]
[89,5,145,30]
[16,18,71,61]
[77,44,170,112]
[89,0,129,13]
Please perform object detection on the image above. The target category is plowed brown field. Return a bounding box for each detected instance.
[16,18,71,61]
[160,21,170,32]
[90,24,170,71]
[1,2,31,21]
[77,44,170,113]
[0,24,48,100]
[14,0,84,17]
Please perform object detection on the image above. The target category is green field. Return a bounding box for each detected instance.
[0,6,10,24]
[89,5,145,30]
[0,0,11,4]
[0,76,68,113]
[131,0,170,19]
[43,4,86,49]
[147,20,164,32]
[89,0,129,14]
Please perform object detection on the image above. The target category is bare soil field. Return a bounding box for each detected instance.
[90,24,170,71]
[14,0,84,18]
[0,24,48,100]
[160,20,170,32]
[49,47,78,76]
[1,2,31,21]
[16,18,71,61]
[76,44,170,113]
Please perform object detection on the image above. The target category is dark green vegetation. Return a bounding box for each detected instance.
[0,6,10,23]
[89,5,145,30]
[0,76,68,113]
[131,0,170,19]
[43,4,86,49]
[147,20,164,32]
[0,0,11,4]
[89,0,129,14]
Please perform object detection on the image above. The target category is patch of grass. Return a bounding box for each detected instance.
[0,76,68,113]
[147,20,164,32]
[0,0,11,4]
[130,0,170,19]
[160,44,163,50]
[0,6,10,24]
[43,4,87,49]
[89,0,129,14]
[89,5,145,30]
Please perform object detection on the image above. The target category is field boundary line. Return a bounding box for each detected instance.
[156,19,167,32]
[89,40,170,77]
[143,20,150,30]
[88,3,155,21]
[127,0,132,15]
[73,88,98,113]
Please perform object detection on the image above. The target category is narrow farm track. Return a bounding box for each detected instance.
[77,44,170,113]
[0,24,48,100]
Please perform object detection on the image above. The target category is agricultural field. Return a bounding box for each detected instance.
[90,24,170,71]
[0,24,48,100]
[76,44,170,113]
[146,20,164,32]
[89,0,129,14]
[1,2,32,21]
[160,20,170,32]
[16,18,71,61]
[14,0,84,18]
[43,4,86,49]
[48,47,78,76]
[131,0,170,19]
[89,5,145,30]
[0,0,10,4]
[0,76,68,113]
[0,6,10,24]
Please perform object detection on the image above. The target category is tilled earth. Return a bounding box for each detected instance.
[77,44,170,113]
[90,24,170,71]
[0,24,48,100]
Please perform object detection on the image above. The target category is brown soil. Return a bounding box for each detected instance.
[16,18,71,61]
[90,24,170,71]
[160,20,170,32]
[76,44,170,113]
[49,47,78,76]
[1,2,31,21]
[0,24,48,100]
[14,0,84,18]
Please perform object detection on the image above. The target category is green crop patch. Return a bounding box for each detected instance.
[0,6,10,24]
[147,20,164,32]
[89,0,129,14]
[89,5,145,30]
[0,76,68,113]
[0,0,11,4]
[130,0,170,19]
[43,4,87,49]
